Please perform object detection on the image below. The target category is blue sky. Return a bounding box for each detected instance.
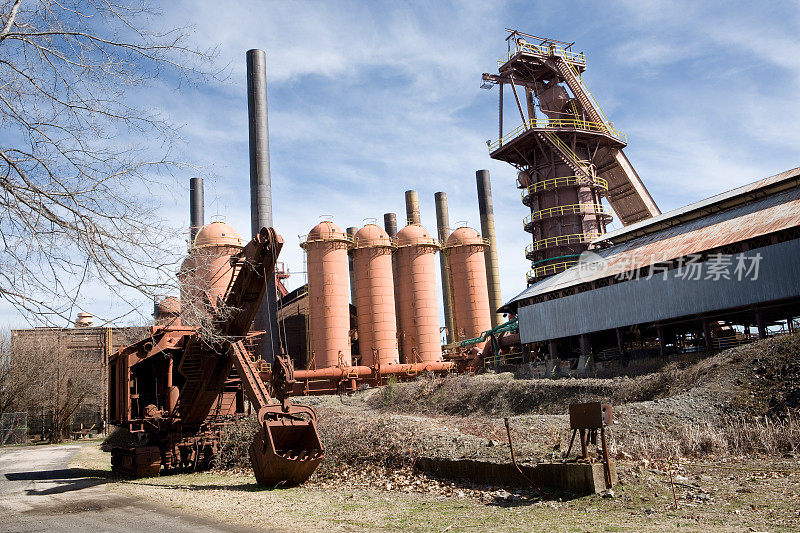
[2,0,799,327]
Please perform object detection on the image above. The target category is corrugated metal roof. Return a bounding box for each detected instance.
[503,171,800,310]
[595,166,800,245]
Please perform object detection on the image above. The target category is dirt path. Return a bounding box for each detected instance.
[0,442,258,533]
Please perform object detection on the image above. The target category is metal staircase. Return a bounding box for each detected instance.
[537,131,595,183]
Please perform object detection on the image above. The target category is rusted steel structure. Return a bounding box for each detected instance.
[350,224,399,367]
[482,30,660,285]
[444,227,492,341]
[179,221,244,320]
[109,228,323,486]
[301,221,353,369]
[394,224,443,364]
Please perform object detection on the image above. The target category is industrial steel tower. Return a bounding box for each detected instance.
[482,30,660,284]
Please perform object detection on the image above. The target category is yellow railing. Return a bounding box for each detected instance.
[483,351,526,369]
[525,232,602,255]
[526,260,578,282]
[541,130,598,179]
[521,175,608,198]
[489,118,626,152]
[524,203,612,225]
[562,58,613,128]
[498,42,586,67]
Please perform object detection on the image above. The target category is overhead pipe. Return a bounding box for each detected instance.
[476,170,503,327]
[189,177,204,245]
[405,190,421,225]
[434,192,456,344]
[247,48,279,362]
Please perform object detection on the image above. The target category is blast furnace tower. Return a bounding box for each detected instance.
[482,30,660,284]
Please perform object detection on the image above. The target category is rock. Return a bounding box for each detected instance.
[602,489,615,498]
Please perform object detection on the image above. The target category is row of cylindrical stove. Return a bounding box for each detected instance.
[301,218,493,370]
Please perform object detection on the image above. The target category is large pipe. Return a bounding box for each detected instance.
[346,226,357,305]
[476,170,503,327]
[405,190,421,225]
[434,192,456,344]
[384,213,398,238]
[189,177,204,245]
[247,48,279,362]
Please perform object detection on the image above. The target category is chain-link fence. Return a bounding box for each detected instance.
[0,412,28,446]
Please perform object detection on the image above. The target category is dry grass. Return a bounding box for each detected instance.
[619,415,800,461]
[370,333,800,418]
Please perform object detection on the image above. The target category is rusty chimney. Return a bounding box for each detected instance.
[405,190,421,225]
[247,48,279,362]
[434,192,456,344]
[476,170,503,327]
[189,177,204,245]
[384,212,398,238]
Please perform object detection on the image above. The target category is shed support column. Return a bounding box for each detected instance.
[702,319,712,352]
[578,334,592,376]
[788,316,795,333]
[547,340,558,377]
[616,328,628,366]
[756,310,767,339]
[657,325,666,357]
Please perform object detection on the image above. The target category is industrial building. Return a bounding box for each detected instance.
[481,30,660,285]
[500,167,800,366]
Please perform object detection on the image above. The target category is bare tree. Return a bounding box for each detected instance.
[0,0,216,325]
[6,330,101,442]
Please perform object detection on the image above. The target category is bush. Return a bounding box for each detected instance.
[213,416,260,471]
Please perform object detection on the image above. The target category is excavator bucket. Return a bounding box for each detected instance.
[249,414,324,487]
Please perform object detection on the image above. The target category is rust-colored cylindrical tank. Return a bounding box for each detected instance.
[154,296,182,326]
[394,224,442,364]
[444,227,491,340]
[350,224,399,367]
[301,221,352,368]
[178,221,243,324]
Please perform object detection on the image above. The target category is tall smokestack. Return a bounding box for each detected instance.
[476,170,503,327]
[384,212,401,354]
[247,48,279,362]
[434,192,456,344]
[405,190,421,225]
[346,226,357,305]
[189,177,204,245]
[384,213,398,237]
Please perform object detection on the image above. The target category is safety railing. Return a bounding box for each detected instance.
[483,351,526,370]
[523,203,613,226]
[498,41,586,67]
[561,58,613,128]
[521,175,608,199]
[489,118,626,152]
[526,260,578,283]
[441,236,490,250]
[525,232,602,255]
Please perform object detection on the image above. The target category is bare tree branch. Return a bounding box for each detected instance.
[0,0,218,325]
